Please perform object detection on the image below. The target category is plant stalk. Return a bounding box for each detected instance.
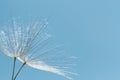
[13,62,26,80]
[12,57,16,80]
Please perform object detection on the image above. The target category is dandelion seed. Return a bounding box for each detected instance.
[0,19,77,80]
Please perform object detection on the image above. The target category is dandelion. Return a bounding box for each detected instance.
[0,19,76,80]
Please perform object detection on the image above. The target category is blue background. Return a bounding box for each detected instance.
[0,0,120,80]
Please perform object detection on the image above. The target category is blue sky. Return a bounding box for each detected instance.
[0,0,120,80]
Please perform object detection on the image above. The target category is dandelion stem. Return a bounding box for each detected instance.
[13,62,26,80]
[12,57,16,80]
